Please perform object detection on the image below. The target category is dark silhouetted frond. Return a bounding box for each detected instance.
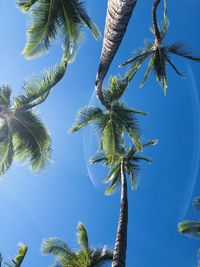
[178,221,200,239]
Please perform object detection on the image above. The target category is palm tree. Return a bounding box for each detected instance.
[121,0,200,95]
[0,60,66,176]
[91,141,156,267]
[1,243,28,267]
[69,76,147,164]
[95,0,137,105]
[17,0,100,61]
[41,222,113,267]
[178,197,200,267]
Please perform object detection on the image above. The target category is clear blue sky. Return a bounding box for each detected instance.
[0,1,200,266]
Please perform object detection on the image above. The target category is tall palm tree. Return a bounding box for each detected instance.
[0,60,65,176]
[69,76,147,164]
[1,243,28,267]
[95,0,137,106]
[121,0,200,95]
[91,141,156,267]
[41,222,113,267]
[178,197,200,267]
[18,0,100,61]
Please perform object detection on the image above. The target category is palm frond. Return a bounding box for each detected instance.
[104,163,121,184]
[69,106,104,133]
[12,243,28,267]
[17,0,37,12]
[160,0,169,39]
[90,247,113,267]
[178,221,200,239]
[0,121,14,176]
[41,237,74,258]
[140,54,155,87]
[12,111,51,172]
[0,85,11,107]
[105,173,120,195]
[77,222,89,250]
[14,61,67,110]
[194,198,200,211]
[168,43,200,62]
[108,76,128,102]
[165,56,184,77]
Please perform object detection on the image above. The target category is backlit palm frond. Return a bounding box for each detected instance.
[0,85,12,107]
[73,0,101,40]
[22,0,58,58]
[77,222,89,250]
[90,247,113,267]
[0,121,14,176]
[90,153,107,164]
[167,43,200,62]
[12,243,28,267]
[41,238,74,258]
[178,221,200,239]
[69,106,104,133]
[14,60,67,110]
[12,110,51,172]
[105,171,121,195]
[108,76,129,103]
[17,0,37,12]
[104,162,121,185]
[160,0,169,39]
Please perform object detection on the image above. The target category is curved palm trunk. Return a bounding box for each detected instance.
[112,160,128,267]
[95,0,137,106]
[152,0,161,43]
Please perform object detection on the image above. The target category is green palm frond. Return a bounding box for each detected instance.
[14,60,67,110]
[90,153,107,164]
[77,222,89,250]
[90,247,113,266]
[41,237,75,258]
[17,0,37,12]
[0,85,11,107]
[69,106,104,133]
[19,0,100,59]
[104,163,121,184]
[0,121,14,176]
[105,173,120,195]
[107,76,128,103]
[178,221,200,239]
[160,0,169,39]
[12,110,51,172]
[12,243,28,267]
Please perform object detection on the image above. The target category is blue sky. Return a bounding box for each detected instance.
[0,0,200,266]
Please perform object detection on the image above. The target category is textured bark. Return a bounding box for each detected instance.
[112,160,128,267]
[95,0,137,106]
[152,0,162,42]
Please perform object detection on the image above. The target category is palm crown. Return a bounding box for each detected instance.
[0,61,66,176]
[121,0,200,95]
[91,141,156,195]
[69,76,147,165]
[18,0,100,60]
[178,197,200,267]
[41,222,113,267]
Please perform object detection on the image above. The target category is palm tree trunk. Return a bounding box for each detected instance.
[152,0,161,43]
[95,0,137,106]
[112,159,128,267]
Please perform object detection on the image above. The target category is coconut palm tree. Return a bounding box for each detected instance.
[91,141,156,267]
[0,59,66,176]
[1,243,28,267]
[18,0,100,61]
[95,0,137,106]
[178,197,200,267]
[69,76,147,164]
[41,222,113,267]
[121,0,200,95]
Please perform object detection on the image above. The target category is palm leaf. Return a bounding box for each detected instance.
[160,0,169,39]
[168,43,200,62]
[12,111,51,172]
[165,56,184,77]
[69,106,104,133]
[105,173,120,195]
[17,0,37,12]
[178,221,200,239]
[12,243,28,267]
[41,238,74,257]
[77,222,89,250]
[0,85,11,107]
[194,197,200,211]
[90,247,113,266]
[140,54,155,87]
[104,163,121,184]
[109,76,128,102]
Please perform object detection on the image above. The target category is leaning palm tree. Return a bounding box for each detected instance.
[121,0,200,95]
[41,222,113,267]
[69,76,147,165]
[1,243,28,267]
[178,197,200,267]
[18,0,100,61]
[91,141,156,267]
[0,59,66,176]
[95,0,137,105]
